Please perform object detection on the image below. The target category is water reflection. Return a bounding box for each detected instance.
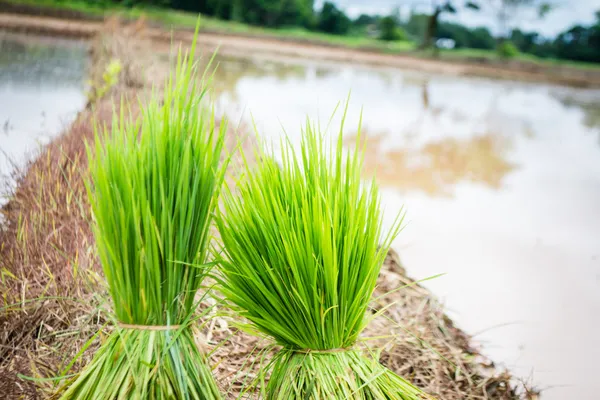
[0,34,86,89]
[342,79,522,196]
[209,54,307,102]
[554,91,600,134]
[348,130,515,196]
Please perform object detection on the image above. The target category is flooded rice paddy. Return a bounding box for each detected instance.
[1,34,599,398]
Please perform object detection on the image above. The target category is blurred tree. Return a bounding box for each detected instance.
[173,0,314,27]
[404,12,429,40]
[469,27,496,49]
[485,1,554,58]
[497,40,519,58]
[406,14,494,49]
[420,1,481,49]
[510,29,539,52]
[436,21,470,47]
[354,14,379,26]
[503,10,599,62]
[391,6,402,24]
[317,2,350,35]
[487,0,554,40]
[422,2,453,49]
[379,15,408,41]
[274,0,315,27]
[553,15,600,63]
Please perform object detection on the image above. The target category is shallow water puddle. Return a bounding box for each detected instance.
[213,53,600,399]
[0,33,87,202]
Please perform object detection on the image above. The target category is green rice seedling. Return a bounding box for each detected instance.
[216,110,431,399]
[56,35,225,399]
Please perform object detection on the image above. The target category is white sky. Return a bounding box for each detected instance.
[320,0,599,37]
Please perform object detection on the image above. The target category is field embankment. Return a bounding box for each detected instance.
[1,0,600,88]
[0,19,537,399]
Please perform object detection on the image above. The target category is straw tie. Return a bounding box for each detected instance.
[292,347,354,354]
[117,322,182,331]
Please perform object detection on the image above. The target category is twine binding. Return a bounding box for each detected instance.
[118,322,182,331]
[293,347,353,354]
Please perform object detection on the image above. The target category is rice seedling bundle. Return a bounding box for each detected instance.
[216,112,430,399]
[58,38,224,399]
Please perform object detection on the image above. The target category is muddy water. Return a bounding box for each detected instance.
[0,34,87,201]
[213,54,600,399]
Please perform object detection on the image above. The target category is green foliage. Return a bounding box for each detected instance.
[441,2,457,13]
[466,1,481,10]
[59,328,220,399]
[175,0,235,20]
[506,11,600,63]
[353,13,379,27]
[268,349,425,399]
[379,16,407,41]
[553,17,600,63]
[510,29,538,53]
[538,2,553,18]
[216,111,426,398]
[403,13,428,42]
[58,29,225,399]
[497,40,519,58]
[87,58,121,103]
[172,0,314,27]
[469,27,496,49]
[316,1,350,35]
[218,122,394,350]
[425,6,599,63]
[91,43,225,330]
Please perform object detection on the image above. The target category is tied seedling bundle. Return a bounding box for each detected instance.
[58,38,224,399]
[216,112,430,399]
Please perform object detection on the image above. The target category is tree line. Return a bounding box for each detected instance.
[78,0,600,63]
[407,11,600,63]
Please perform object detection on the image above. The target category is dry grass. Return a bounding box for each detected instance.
[0,19,538,400]
[0,91,108,399]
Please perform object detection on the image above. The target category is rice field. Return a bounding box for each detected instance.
[0,20,536,400]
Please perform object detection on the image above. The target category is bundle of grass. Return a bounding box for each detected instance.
[216,111,430,399]
[56,38,225,399]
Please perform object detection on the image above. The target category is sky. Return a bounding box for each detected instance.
[321,0,599,37]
